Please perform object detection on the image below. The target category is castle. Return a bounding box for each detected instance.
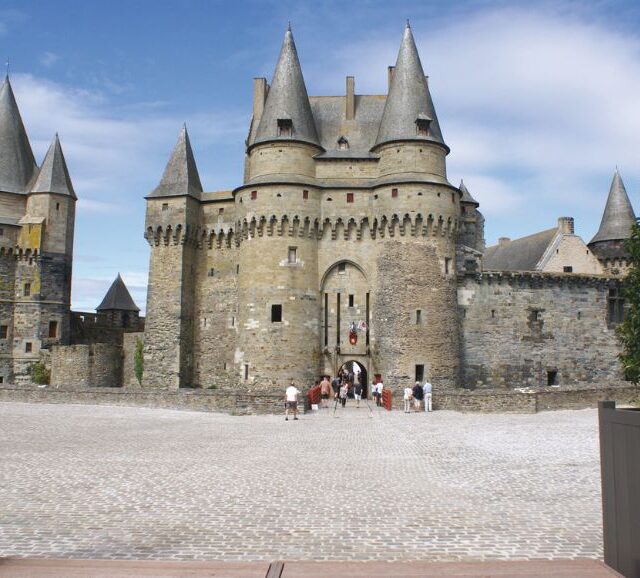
[0,24,635,398]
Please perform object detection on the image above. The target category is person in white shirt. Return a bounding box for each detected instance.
[403,385,413,413]
[285,381,300,421]
[375,380,384,407]
[423,380,433,412]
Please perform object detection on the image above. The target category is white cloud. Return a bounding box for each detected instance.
[39,51,58,68]
[0,9,27,36]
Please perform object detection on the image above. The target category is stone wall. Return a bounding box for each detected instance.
[122,332,143,387]
[51,344,122,387]
[459,273,623,388]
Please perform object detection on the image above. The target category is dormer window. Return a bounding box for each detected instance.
[416,116,431,136]
[337,136,349,150]
[277,118,293,137]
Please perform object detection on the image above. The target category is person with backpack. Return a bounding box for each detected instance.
[354,379,363,408]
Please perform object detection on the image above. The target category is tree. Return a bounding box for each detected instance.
[617,219,640,383]
[134,338,144,385]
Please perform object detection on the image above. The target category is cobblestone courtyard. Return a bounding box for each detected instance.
[0,402,603,562]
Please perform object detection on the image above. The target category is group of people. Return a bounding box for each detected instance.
[284,374,434,421]
[403,380,433,413]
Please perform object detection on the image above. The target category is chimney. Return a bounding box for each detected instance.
[345,76,355,120]
[498,237,511,246]
[387,66,396,91]
[557,217,575,234]
[253,77,268,119]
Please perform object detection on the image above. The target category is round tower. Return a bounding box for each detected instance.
[234,26,323,391]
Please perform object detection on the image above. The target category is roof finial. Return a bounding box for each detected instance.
[287,21,291,32]
[406,19,411,28]
[5,57,9,79]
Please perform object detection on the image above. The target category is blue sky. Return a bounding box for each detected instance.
[2,0,640,311]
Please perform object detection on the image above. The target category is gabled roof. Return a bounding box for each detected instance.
[31,134,76,199]
[149,125,203,199]
[252,25,321,148]
[374,24,446,150]
[483,228,558,272]
[589,169,636,244]
[96,274,140,312]
[0,76,38,193]
[459,179,479,206]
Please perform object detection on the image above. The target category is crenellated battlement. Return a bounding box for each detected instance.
[460,269,619,289]
[0,246,41,262]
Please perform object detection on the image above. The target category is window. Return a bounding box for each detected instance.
[303,189,309,200]
[445,258,451,275]
[218,207,224,214]
[24,283,31,297]
[223,362,227,370]
[236,264,240,274]
[208,268,215,277]
[563,266,573,273]
[251,190,257,200]
[338,262,346,273]
[56,202,60,211]
[577,311,582,320]
[346,193,354,203]
[491,309,496,318]
[288,247,297,264]
[348,294,354,308]
[25,342,32,353]
[162,203,168,211]
[0,325,7,338]
[547,370,558,386]
[0,376,3,384]
[48,321,58,338]
[0,228,3,236]
[415,364,425,383]
[608,286,625,326]
[416,117,431,136]
[244,363,249,380]
[391,188,398,198]
[416,309,422,324]
[271,304,282,323]
[337,136,349,150]
[277,118,293,137]
[451,193,455,203]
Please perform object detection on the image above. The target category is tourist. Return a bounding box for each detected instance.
[423,380,433,412]
[412,381,424,412]
[320,375,331,408]
[339,381,349,407]
[354,379,363,408]
[375,380,384,407]
[285,380,300,421]
[403,384,413,413]
[331,374,341,400]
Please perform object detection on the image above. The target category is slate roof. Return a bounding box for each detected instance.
[374,23,446,150]
[31,135,76,198]
[459,180,479,206]
[252,25,320,149]
[96,274,140,312]
[483,228,558,271]
[149,125,203,199]
[589,169,637,244]
[0,76,38,194]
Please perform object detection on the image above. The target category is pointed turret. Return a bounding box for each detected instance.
[459,179,479,206]
[590,169,636,244]
[149,125,203,198]
[97,274,140,312]
[0,76,38,193]
[252,25,320,148]
[31,134,76,199]
[374,23,446,150]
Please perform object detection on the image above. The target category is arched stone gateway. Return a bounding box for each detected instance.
[320,260,371,385]
[337,360,368,398]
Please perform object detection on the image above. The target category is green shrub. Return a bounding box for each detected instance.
[30,361,50,385]
[134,338,144,385]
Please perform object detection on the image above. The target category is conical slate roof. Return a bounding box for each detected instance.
[31,134,76,199]
[149,125,203,198]
[253,25,320,148]
[0,76,38,193]
[97,274,140,312]
[459,179,479,206]
[590,170,637,244]
[374,24,446,150]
